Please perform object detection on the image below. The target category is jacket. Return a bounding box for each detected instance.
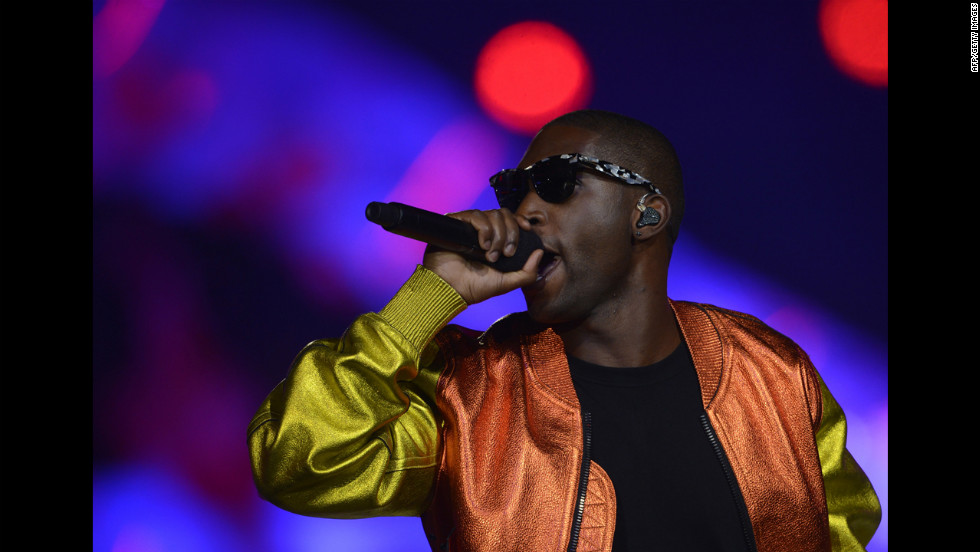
[248,266,881,551]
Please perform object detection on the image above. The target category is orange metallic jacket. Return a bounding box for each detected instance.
[248,266,881,551]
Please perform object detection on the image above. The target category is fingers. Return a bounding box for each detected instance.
[448,209,525,263]
[426,210,541,305]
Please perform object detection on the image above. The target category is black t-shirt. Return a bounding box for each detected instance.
[567,343,753,552]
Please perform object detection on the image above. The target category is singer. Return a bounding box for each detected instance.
[247,110,881,551]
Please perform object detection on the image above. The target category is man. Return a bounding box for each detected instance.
[248,110,881,551]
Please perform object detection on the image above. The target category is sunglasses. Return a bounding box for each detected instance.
[489,153,661,212]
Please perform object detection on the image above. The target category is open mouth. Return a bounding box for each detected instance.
[536,250,561,281]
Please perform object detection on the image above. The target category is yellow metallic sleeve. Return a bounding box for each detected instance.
[815,374,883,551]
[247,265,467,519]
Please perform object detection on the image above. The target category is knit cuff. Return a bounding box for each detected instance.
[379,265,467,352]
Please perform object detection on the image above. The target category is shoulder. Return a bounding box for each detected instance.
[672,299,810,367]
[673,300,823,426]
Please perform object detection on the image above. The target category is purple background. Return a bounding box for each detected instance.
[92,1,887,550]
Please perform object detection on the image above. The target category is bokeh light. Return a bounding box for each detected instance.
[474,21,593,134]
[92,0,168,78]
[818,0,888,86]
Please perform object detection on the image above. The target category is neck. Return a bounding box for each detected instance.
[555,273,680,368]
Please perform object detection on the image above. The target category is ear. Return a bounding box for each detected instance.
[631,192,671,241]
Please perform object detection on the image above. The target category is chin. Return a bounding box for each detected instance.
[523,296,579,327]
[523,299,553,325]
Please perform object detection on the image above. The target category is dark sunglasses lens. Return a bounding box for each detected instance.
[491,171,527,211]
[531,161,576,203]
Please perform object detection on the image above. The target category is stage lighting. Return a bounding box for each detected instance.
[474,21,593,134]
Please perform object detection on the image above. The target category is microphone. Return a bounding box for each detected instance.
[365,201,543,273]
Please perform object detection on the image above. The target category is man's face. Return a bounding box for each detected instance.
[515,125,638,326]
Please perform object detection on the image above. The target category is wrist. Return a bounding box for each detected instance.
[379,265,467,351]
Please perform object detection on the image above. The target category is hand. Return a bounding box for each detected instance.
[423,209,544,305]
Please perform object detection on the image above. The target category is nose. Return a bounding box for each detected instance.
[515,186,548,226]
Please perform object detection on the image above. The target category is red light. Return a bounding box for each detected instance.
[474,21,593,134]
[819,0,888,87]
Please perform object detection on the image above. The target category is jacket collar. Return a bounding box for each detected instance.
[670,299,724,408]
[484,301,725,410]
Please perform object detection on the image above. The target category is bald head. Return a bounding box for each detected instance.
[540,110,685,244]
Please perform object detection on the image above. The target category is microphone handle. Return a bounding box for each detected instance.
[365,201,542,273]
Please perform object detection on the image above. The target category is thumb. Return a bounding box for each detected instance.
[497,249,545,290]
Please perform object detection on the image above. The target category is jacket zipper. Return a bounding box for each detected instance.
[699,412,759,552]
[567,410,592,552]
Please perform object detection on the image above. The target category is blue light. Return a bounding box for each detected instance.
[257,500,431,552]
[93,463,251,552]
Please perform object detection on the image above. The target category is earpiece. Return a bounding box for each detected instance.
[635,193,661,228]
